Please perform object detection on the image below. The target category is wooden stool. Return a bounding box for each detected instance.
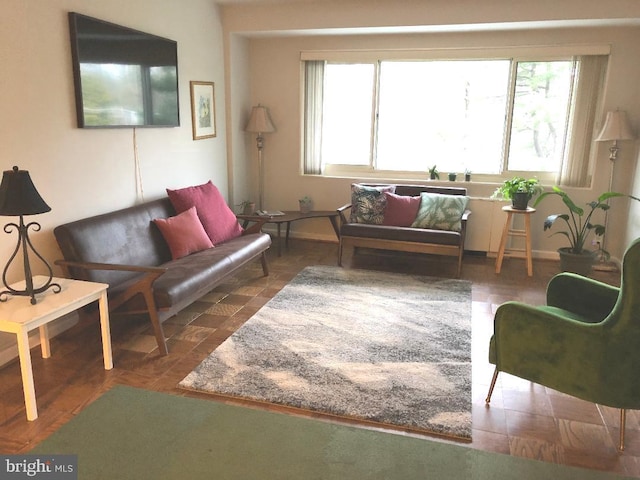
[495,205,535,277]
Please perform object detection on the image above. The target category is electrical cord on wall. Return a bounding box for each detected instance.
[133,127,145,202]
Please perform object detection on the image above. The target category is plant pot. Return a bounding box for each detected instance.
[464,173,471,182]
[299,199,312,213]
[511,192,531,210]
[448,173,457,182]
[558,247,597,276]
[242,202,255,215]
[429,172,438,180]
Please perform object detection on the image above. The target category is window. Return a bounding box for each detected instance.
[506,61,574,172]
[303,53,607,187]
[321,63,375,166]
[376,60,510,174]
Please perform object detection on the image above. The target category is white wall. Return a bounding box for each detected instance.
[0,0,226,360]
[222,1,640,258]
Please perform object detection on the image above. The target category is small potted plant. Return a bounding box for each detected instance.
[428,165,439,180]
[237,200,256,215]
[448,172,457,182]
[464,169,471,182]
[492,177,542,210]
[533,186,625,274]
[299,196,313,213]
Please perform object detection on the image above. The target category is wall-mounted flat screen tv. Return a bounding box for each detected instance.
[69,12,179,128]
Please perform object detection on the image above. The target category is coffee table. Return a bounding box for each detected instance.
[237,210,340,256]
[0,276,111,421]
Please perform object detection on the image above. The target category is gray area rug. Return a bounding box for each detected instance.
[179,265,472,440]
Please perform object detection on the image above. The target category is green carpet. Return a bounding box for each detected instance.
[31,385,633,480]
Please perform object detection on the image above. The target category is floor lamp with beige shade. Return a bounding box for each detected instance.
[594,109,635,270]
[245,105,276,212]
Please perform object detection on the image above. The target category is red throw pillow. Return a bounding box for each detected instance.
[382,192,421,227]
[153,206,214,260]
[166,181,243,245]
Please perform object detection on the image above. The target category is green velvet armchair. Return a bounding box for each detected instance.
[486,237,640,451]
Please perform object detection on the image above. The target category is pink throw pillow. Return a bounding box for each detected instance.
[153,206,214,260]
[166,181,243,245]
[382,192,421,227]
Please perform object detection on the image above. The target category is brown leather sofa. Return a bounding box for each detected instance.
[337,184,470,277]
[54,198,271,356]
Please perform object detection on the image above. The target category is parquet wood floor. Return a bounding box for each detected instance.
[0,239,636,477]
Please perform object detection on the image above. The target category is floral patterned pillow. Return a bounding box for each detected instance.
[349,184,396,224]
[411,193,469,232]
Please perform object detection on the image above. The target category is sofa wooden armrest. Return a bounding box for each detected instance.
[336,203,353,225]
[241,217,267,235]
[55,259,171,355]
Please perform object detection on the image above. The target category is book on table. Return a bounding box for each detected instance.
[256,210,285,217]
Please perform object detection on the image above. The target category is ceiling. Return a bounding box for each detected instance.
[215,0,640,38]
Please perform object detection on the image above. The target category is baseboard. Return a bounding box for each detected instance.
[261,227,339,244]
[0,312,79,368]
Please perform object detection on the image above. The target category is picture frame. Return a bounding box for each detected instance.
[190,81,216,140]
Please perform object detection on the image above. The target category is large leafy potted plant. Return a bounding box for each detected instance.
[532,186,625,275]
[492,177,542,210]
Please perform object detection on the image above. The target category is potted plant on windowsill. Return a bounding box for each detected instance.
[532,186,625,275]
[428,165,440,180]
[492,177,542,210]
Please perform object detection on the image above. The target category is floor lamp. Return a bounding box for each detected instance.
[594,109,635,269]
[245,105,276,212]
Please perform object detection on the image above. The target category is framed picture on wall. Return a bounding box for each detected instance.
[190,81,216,140]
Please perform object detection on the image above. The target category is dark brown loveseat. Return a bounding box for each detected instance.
[337,184,470,277]
[54,198,271,356]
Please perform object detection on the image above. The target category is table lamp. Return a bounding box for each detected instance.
[0,166,60,304]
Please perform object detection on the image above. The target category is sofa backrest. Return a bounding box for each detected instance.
[360,183,467,197]
[54,198,175,285]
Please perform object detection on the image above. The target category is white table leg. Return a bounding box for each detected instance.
[16,328,38,421]
[98,290,113,370]
[39,323,51,358]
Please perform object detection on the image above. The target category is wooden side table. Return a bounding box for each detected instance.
[237,210,340,256]
[0,276,112,421]
[495,206,536,277]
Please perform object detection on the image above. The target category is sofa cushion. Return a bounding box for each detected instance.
[153,206,214,260]
[167,181,243,245]
[350,184,395,224]
[382,192,421,227]
[411,193,469,232]
[341,223,462,245]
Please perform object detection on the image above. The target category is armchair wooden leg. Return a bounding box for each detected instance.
[619,409,626,452]
[486,367,500,404]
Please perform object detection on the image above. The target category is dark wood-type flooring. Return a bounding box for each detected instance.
[0,238,637,477]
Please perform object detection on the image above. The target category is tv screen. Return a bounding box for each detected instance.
[69,12,179,128]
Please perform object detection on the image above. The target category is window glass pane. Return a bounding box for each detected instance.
[321,63,374,166]
[507,61,573,172]
[376,60,509,174]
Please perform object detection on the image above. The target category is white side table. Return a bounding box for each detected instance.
[0,276,112,421]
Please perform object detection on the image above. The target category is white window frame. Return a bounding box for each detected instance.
[301,45,610,187]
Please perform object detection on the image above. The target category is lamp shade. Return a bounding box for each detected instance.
[0,166,51,216]
[595,110,635,142]
[245,105,276,134]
